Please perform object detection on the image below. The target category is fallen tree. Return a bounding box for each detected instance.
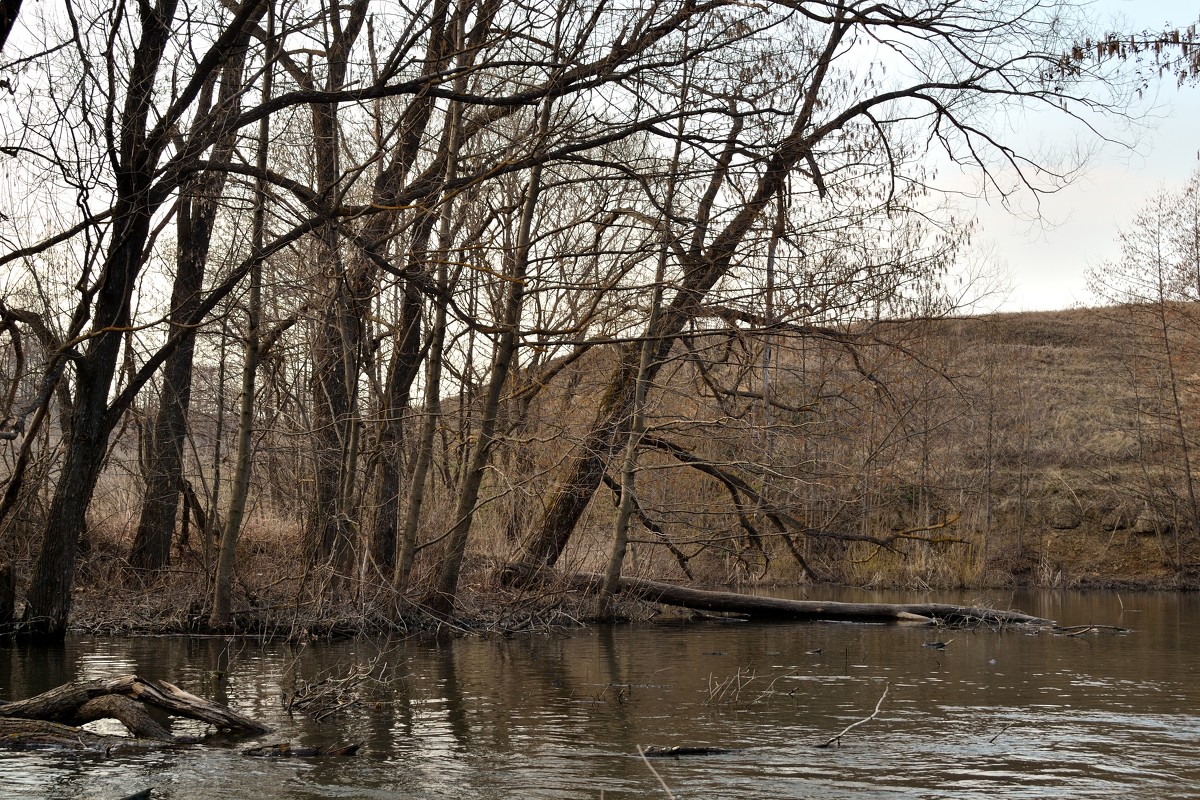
[0,674,269,751]
[548,569,1053,626]
[618,576,1054,626]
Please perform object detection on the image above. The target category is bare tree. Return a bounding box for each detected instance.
[129,8,257,575]
[17,0,271,638]
[509,0,1140,579]
[1089,167,1200,572]
[210,1,278,629]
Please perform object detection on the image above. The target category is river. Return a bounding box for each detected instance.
[2,589,1197,799]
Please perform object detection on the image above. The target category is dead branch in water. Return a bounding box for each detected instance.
[815,682,890,748]
[637,744,679,799]
[243,741,362,757]
[538,568,1054,626]
[1053,624,1132,636]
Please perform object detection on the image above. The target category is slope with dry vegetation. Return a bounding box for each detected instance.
[14,304,1197,638]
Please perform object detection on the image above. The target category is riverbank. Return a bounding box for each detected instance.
[38,523,1189,639]
[5,305,1200,640]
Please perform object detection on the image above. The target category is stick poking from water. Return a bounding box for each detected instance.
[814,682,890,748]
[989,721,1019,743]
[637,744,678,799]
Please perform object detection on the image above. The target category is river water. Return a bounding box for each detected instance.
[1,589,1197,799]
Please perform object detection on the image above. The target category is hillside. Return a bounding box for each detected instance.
[484,305,1200,592]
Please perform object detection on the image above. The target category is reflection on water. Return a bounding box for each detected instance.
[2,590,1198,799]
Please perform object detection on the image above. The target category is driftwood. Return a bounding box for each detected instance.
[243,741,362,758]
[1,675,361,760]
[0,717,170,752]
[642,745,739,757]
[1053,624,1131,636]
[815,682,890,748]
[561,571,1053,626]
[0,674,269,751]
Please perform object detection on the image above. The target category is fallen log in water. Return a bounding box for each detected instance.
[0,716,168,752]
[642,745,740,757]
[562,571,1053,626]
[0,674,271,741]
[243,741,362,758]
[0,674,364,759]
[0,674,270,752]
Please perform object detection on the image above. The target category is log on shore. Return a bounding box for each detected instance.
[568,572,1052,626]
[0,674,271,750]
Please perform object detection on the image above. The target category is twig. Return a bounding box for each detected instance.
[989,721,1018,743]
[637,744,678,799]
[814,682,890,748]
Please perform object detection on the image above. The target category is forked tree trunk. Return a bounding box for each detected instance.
[129,21,252,575]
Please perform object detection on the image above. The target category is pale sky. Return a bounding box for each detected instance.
[978,1,1200,312]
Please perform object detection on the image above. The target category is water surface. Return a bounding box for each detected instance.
[1,589,1196,799]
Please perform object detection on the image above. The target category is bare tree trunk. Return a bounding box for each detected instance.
[597,306,656,617]
[597,68,688,615]
[370,282,424,575]
[0,561,13,631]
[303,0,371,569]
[211,3,275,629]
[426,89,553,612]
[393,10,472,593]
[393,250,451,591]
[130,22,252,575]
